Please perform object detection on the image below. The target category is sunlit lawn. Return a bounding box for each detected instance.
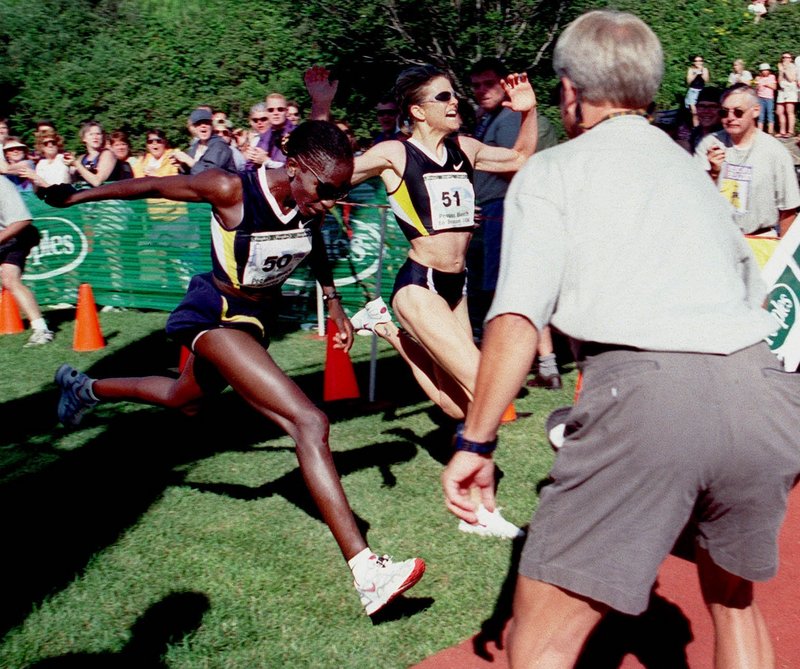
[0,309,574,668]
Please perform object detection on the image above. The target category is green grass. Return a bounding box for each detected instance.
[0,308,576,669]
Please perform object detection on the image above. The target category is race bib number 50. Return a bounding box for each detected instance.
[242,228,313,287]
[424,172,475,231]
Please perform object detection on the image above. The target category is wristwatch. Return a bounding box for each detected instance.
[453,422,497,455]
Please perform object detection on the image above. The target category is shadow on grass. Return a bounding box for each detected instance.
[24,590,210,669]
[0,332,433,639]
[183,440,421,540]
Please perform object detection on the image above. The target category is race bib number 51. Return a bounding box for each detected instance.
[424,172,475,231]
[242,228,312,287]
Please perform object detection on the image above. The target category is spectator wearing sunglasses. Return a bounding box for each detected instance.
[286,100,302,125]
[246,93,296,170]
[312,64,539,538]
[695,84,800,237]
[133,129,179,178]
[213,121,247,171]
[40,118,425,618]
[371,97,403,145]
[31,129,71,186]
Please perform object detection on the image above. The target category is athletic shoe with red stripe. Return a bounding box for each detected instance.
[350,296,392,336]
[354,553,426,616]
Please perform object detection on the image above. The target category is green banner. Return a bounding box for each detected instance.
[22,178,408,321]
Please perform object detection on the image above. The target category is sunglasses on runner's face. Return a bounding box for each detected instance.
[297,157,351,201]
[267,107,286,113]
[42,140,57,146]
[251,116,269,123]
[719,108,748,119]
[147,138,165,144]
[422,91,457,104]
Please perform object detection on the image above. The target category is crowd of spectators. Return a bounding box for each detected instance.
[678,54,800,142]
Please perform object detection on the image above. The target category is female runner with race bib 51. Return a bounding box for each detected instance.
[316,64,539,538]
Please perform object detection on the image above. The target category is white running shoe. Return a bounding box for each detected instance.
[25,328,54,346]
[458,504,524,539]
[350,296,392,336]
[353,553,426,616]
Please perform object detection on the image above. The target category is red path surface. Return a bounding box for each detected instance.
[414,486,800,669]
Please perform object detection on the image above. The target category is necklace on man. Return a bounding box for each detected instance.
[579,109,650,131]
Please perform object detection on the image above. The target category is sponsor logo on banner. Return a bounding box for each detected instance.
[760,215,800,370]
[26,217,89,280]
[765,281,798,349]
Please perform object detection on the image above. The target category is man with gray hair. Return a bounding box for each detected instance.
[696,84,799,237]
[442,9,800,668]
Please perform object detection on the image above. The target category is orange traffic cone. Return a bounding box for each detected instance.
[500,403,517,423]
[323,318,360,402]
[178,346,191,372]
[0,288,24,334]
[73,283,105,351]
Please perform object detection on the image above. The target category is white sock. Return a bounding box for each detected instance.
[348,548,374,579]
[86,380,99,402]
[31,318,48,331]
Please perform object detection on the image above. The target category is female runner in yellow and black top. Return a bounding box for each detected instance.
[323,64,539,538]
[41,120,425,617]
[350,64,538,425]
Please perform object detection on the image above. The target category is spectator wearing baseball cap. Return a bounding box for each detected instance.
[755,63,777,134]
[171,107,236,175]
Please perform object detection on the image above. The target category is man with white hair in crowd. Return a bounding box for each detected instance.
[442,9,800,668]
[696,83,799,237]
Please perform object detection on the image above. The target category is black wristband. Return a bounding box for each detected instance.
[453,423,497,455]
[322,291,341,303]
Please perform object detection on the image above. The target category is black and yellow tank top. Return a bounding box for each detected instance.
[388,137,476,241]
[210,166,319,290]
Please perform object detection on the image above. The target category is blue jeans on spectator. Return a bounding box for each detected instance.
[759,96,775,126]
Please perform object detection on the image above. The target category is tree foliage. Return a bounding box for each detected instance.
[1,0,799,151]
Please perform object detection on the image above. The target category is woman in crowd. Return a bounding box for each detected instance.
[776,52,798,138]
[29,130,71,186]
[40,119,424,617]
[685,55,710,126]
[67,120,125,186]
[287,100,302,125]
[317,64,538,537]
[755,63,777,135]
[108,130,137,178]
[2,138,36,191]
[132,129,179,178]
[727,59,753,87]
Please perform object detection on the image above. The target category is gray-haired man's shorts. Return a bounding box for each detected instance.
[519,342,800,615]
